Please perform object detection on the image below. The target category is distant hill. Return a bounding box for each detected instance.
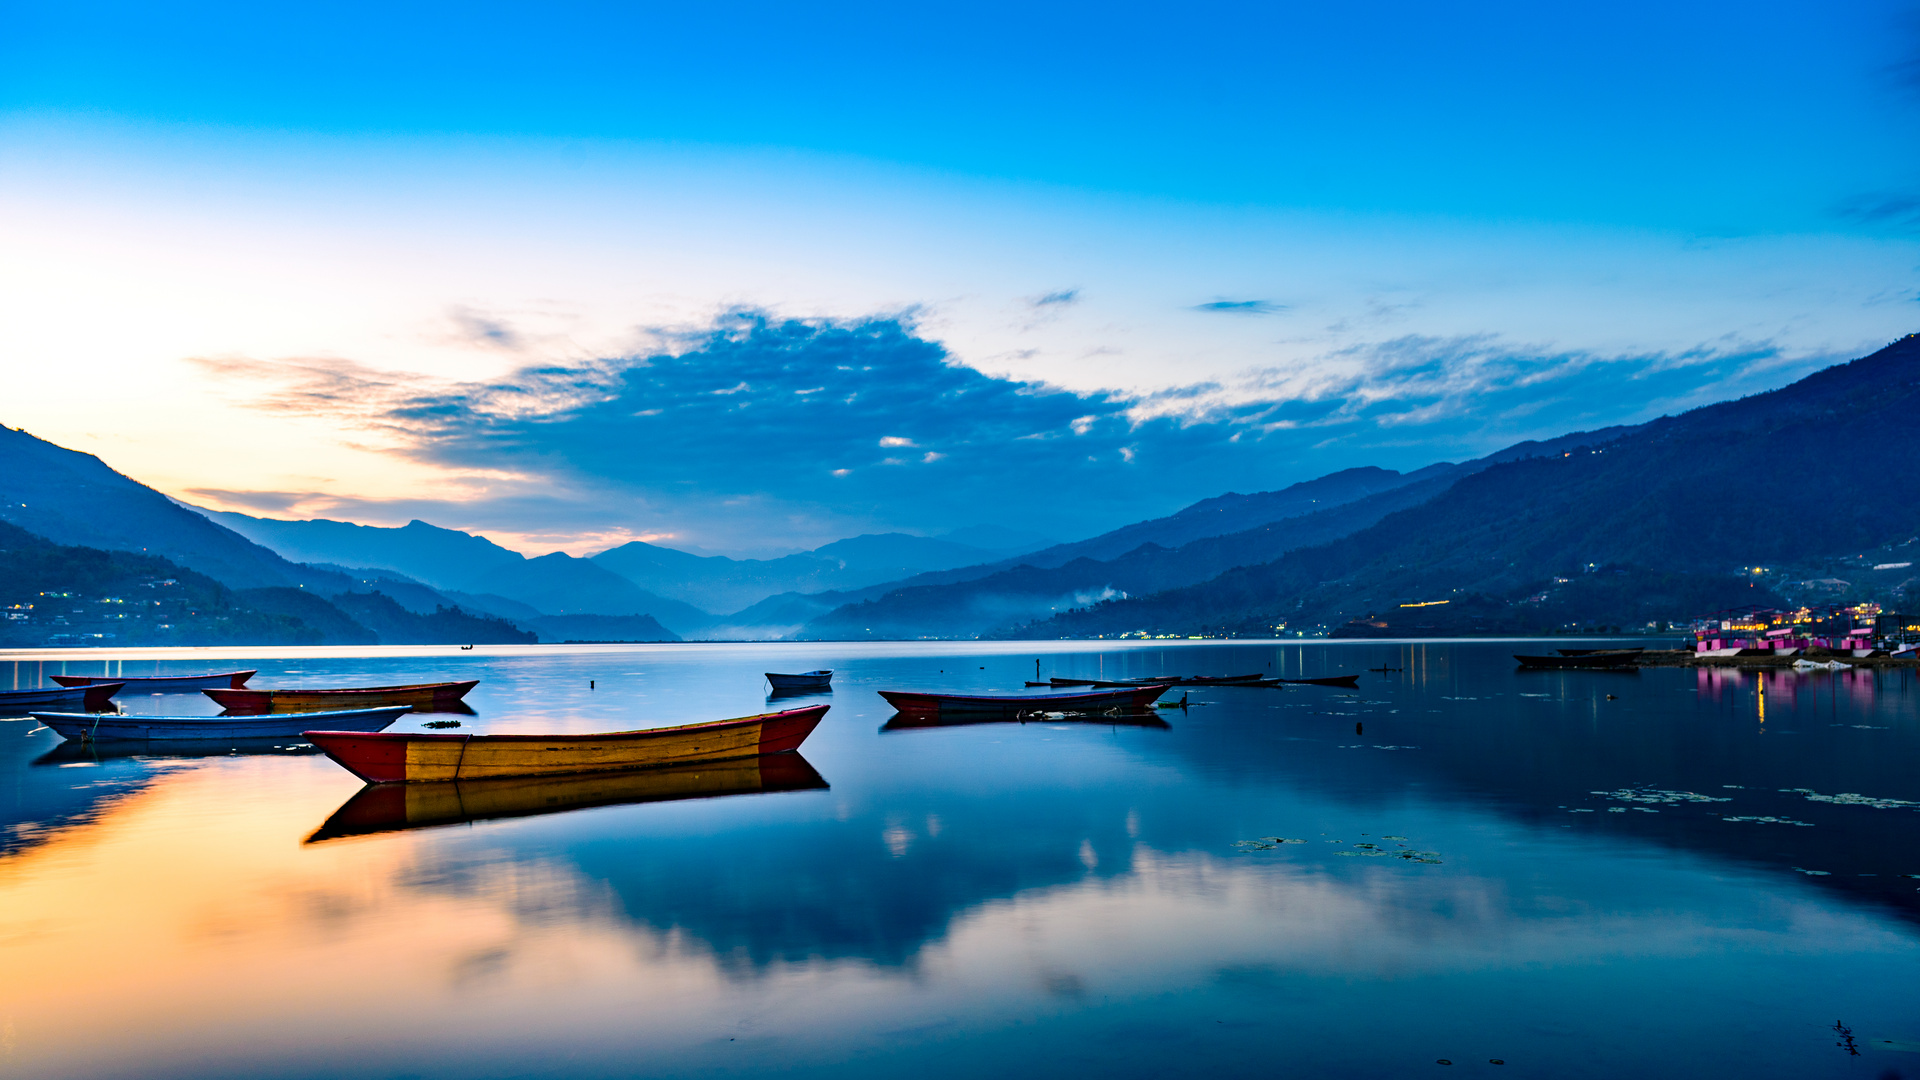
[589,532,1025,613]
[196,509,715,635]
[1007,465,1449,569]
[519,613,680,643]
[198,513,525,586]
[797,424,1651,638]
[1019,333,1920,638]
[0,427,342,590]
[0,519,524,647]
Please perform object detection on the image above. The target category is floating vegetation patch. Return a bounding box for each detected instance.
[1242,836,1439,862]
[1232,837,1306,850]
[422,719,463,729]
[1791,867,1832,876]
[1783,788,1920,810]
[1720,815,1816,826]
[1593,788,1732,806]
[1335,841,1442,863]
[1336,744,1420,750]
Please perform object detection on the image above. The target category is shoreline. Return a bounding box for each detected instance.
[1631,649,1920,670]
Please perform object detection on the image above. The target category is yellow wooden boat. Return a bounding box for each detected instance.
[304,704,828,783]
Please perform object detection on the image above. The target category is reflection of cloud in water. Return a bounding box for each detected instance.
[401,836,1911,991]
[4,754,1914,1078]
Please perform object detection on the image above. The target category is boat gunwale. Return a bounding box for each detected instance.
[33,705,411,725]
[51,670,256,687]
[303,703,830,744]
[881,685,1172,707]
[210,679,478,698]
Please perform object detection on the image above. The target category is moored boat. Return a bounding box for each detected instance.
[304,704,829,784]
[51,670,255,690]
[0,683,123,717]
[879,685,1171,716]
[1275,675,1361,688]
[31,705,408,742]
[206,680,479,714]
[883,711,1171,731]
[766,670,833,692]
[1554,648,1644,658]
[306,752,830,842]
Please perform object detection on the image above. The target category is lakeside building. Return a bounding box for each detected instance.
[1689,603,1919,656]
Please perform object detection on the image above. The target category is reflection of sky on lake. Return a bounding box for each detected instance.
[3,641,1919,1078]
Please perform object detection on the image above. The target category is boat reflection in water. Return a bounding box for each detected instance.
[306,752,830,843]
[34,737,326,767]
[882,711,1171,732]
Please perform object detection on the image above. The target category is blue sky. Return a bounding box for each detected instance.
[2,1,1917,553]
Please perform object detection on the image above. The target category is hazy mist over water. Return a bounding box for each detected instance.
[2,640,1918,1078]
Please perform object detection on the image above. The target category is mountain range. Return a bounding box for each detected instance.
[5,332,1916,643]
[1004,333,1920,638]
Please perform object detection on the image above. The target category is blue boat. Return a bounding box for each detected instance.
[766,670,833,693]
[0,682,123,718]
[30,706,409,742]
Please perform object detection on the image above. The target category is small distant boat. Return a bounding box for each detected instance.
[31,705,408,742]
[206,680,479,714]
[1182,673,1266,685]
[51,669,255,691]
[1792,658,1852,671]
[880,685,1171,717]
[1367,666,1403,673]
[1515,653,1639,670]
[1554,648,1644,658]
[766,670,833,692]
[305,704,828,784]
[306,752,830,843]
[1274,675,1361,688]
[883,711,1171,731]
[0,682,123,717]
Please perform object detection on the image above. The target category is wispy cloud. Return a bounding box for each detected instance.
[447,306,525,351]
[1834,192,1920,235]
[1030,289,1080,307]
[1192,299,1284,315]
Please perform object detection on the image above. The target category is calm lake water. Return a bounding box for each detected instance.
[3,640,1918,1079]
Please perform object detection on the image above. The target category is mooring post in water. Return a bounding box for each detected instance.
[590,680,595,690]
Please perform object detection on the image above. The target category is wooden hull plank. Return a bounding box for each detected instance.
[206,680,479,714]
